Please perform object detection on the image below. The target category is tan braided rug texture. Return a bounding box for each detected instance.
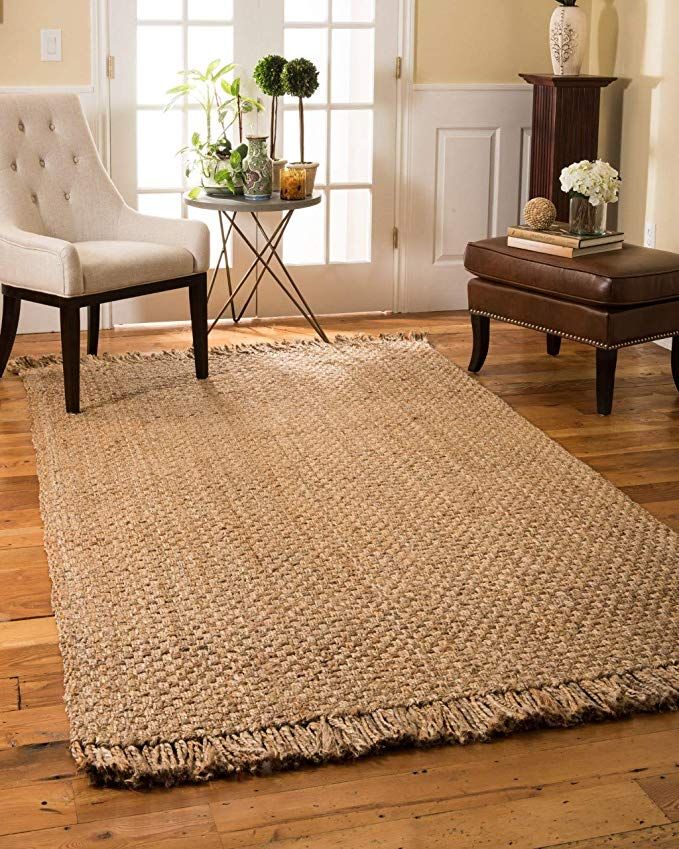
[14,335,679,788]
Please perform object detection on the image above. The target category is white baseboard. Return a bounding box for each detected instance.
[111,310,392,332]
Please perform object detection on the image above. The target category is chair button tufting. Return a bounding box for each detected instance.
[49,122,55,131]
[10,162,17,172]
[39,158,45,168]
[64,192,71,201]
[18,121,24,132]
[73,155,79,164]
[31,193,38,204]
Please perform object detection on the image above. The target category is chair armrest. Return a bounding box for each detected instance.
[116,206,210,273]
[0,228,83,297]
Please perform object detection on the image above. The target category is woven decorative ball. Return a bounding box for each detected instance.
[524,197,557,230]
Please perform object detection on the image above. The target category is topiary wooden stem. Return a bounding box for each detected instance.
[299,97,304,163]
[270,98,276,159]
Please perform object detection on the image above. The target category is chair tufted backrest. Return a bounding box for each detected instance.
[0,94,124,244]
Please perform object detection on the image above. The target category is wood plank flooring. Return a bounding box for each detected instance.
[0,311,678,848]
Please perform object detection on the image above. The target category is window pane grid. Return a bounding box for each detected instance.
[283,10,375,266]
[136,0,234,265]
[136,2,376,269]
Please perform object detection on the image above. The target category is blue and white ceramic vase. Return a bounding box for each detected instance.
[243,135,273,200]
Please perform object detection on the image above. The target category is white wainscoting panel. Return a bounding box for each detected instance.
[402,86,532,312]
[434,128,497,264]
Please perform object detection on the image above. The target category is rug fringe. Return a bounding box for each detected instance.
[71,663,679,788]
[7,332,430,375]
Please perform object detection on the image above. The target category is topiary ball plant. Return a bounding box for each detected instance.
[281,58,320,163]
[253,54,287,159]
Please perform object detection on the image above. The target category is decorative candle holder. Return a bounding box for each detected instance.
[279,167,306,201]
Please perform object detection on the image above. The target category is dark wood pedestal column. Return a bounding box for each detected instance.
[519,74,616,221]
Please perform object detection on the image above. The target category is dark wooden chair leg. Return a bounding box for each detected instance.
[60,304,81,414]
[546,333,562,357]
[671,336,679,393]
[0,293,21,378]
[468,314,490,373]
[188,277,208,380]
[596,348,618,416]
[87,304,100,356]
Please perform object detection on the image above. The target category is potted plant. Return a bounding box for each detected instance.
[165,59,261,197]
[560,159,621,235]
[253,54,288,191]
[219,75,263,146]
[281,57,320,196]
[550,0,587,75]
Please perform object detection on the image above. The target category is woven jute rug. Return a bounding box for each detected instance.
[13,335,679,788]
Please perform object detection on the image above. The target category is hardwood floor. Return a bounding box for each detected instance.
[1,310,678,848]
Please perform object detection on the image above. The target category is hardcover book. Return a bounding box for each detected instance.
[507,236,624,259]
[507,224,624,249]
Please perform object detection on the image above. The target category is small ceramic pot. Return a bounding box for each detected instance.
[289,162,319,197]
[550,4,587,76]
[272,159,287,192]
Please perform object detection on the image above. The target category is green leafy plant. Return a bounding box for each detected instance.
[281,58,319,163]
[253,54,287,160]
[165,59,262,196]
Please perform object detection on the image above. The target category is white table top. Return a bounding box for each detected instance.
[183,191,322,213]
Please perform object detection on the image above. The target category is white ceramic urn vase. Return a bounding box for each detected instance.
[550,4,587,76]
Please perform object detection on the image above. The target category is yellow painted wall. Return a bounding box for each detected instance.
[0,0,91,87]
[0,1,589,89]
[415,0,591,84]
[590,0,679,250]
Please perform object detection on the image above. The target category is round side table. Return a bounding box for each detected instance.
[183,192,328,342]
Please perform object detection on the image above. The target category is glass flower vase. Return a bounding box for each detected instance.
[569,196,607,236]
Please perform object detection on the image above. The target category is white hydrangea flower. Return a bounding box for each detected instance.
[560,160,621,207]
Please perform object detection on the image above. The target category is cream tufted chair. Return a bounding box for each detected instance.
[0,93,210,413]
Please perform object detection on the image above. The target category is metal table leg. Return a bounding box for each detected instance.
[208,208,330,343]
[208,211,292,334]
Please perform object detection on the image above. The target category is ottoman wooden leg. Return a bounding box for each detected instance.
[468,314,490,373]
[596,348,618,416]
[546,334,561,356]
[671,336,679,393]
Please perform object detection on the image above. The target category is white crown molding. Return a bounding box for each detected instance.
[413,83,529,92]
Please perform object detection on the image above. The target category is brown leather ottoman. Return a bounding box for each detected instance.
[463,237,679,414]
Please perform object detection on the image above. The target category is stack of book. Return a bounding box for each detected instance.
[507,224,624,258]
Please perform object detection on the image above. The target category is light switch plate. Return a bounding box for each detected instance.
[645,222,657,249]
[41,29,62,62]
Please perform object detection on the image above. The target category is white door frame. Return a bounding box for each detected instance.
[102,0,418,324]
[393,0,417,315]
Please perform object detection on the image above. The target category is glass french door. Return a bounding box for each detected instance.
[109,0,399,325]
